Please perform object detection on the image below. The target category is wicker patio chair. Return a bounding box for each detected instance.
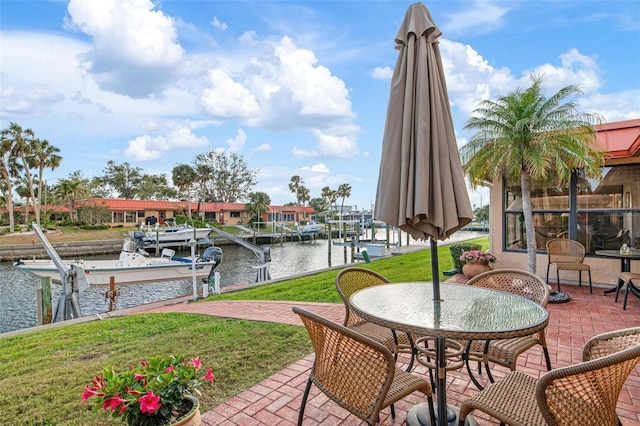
[617,272,640,310]
[546,239,592,294]
[335,268,415,365]
[464,269,552,389]
[457,326,640,426]
[336,267,463,378]
[293,306,436,426]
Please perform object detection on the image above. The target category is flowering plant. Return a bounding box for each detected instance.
[459,250,497,265]
[82,355,214,426]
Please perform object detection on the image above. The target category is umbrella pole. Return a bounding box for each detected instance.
[431,239,441,300]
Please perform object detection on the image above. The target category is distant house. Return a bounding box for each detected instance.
[63,198,315,227]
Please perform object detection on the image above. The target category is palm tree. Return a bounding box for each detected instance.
[460,74,604,273]
[245,192,271,224]
[297,186,310,207]
[54,178,88,222]
[0,135,19,232]
[288,175,303,206]
[321,186,332,211]
[330,189,339,218]
[31,138,62,225]
[337,183,352,217]
[2,123,41,225]
[172,164,197,220]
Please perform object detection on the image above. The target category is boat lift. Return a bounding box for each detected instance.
[207,225,272,282]
[31,223,89,322]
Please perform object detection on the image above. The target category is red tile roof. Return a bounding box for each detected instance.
[596,119,640,159]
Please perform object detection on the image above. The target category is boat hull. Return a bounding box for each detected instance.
[14,259,216,287]
[144,227,211,243]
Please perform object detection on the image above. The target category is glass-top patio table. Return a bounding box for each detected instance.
[350,282,549,426]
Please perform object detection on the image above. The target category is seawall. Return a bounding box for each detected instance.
[0,240,125,261]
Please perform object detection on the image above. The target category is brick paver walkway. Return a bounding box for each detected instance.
[137,281,640,425]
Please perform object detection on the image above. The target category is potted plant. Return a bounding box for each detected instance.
[82,354,214,426]
[459,249,497,278]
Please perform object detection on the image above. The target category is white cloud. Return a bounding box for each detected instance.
[371,66,393,80]
[226,129,247,152]
[200,69,261,119]
[311,163,330,173]
[0,85,65,117]
[441,1,509,35]
[251,143,272,153]
[211,17,227,31]
[124,126,209,161]
[525,49,601,93]
[581,90,640,122]
[65,0,185,97]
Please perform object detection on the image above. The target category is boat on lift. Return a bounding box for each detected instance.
[297,222,322,235]
[14,240,222,287]
[138,220,212,245]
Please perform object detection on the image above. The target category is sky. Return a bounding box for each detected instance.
[1,0,639,212]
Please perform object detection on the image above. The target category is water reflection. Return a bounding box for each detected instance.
[1,230,484,333]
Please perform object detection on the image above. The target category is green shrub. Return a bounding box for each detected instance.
[450,242,483,273]
[79,224,110,230]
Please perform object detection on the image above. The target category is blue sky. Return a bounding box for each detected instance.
[1,0,639,212]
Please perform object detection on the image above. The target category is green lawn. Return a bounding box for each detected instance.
[0,236,488,425]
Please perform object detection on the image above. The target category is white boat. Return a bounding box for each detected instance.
[297,223,323,234]
[14,240,222,287]
[137,222,212,244]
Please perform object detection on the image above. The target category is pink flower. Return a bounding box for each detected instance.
[133,373,146,381]
[125,386,141,396]
[91,375,105,389]
[139,391,162,414]
[102,393,125,411]
[190,357,202,369]
[82,386,97,403]
[165,365,175,373]
[204,368,215,382]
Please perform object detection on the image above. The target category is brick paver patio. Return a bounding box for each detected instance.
[139,280,640,425]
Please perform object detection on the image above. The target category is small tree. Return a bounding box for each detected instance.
[245,192,271,224]
[460,74,604,274]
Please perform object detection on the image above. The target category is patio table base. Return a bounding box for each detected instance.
[406,402,478,426]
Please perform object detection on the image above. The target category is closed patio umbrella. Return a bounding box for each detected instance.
[373,3,473,425]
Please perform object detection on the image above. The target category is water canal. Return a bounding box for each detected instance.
[0,230,484,334]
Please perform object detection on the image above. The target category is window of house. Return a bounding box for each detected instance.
[504,164,640,254]
[230,211,241,218]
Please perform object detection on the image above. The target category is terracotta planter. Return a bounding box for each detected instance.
[462,262,492,278]
[171,395,201,426]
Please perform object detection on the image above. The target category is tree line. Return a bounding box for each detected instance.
[1,123,354,232]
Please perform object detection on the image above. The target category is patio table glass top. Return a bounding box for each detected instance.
[349,282,549,341]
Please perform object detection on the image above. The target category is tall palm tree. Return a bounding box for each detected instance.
[0,123,33,232]
[460,74,604,273]
[245,192,271,224]
[288,175,303,206]
[321,186,332,211]
[172,164,197,220]
[0,136,19,232]
[31,138,62,225]
[337,183,352,217]
[330,189,339,218]
[2,123,38,225]
[297,186,310,207]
